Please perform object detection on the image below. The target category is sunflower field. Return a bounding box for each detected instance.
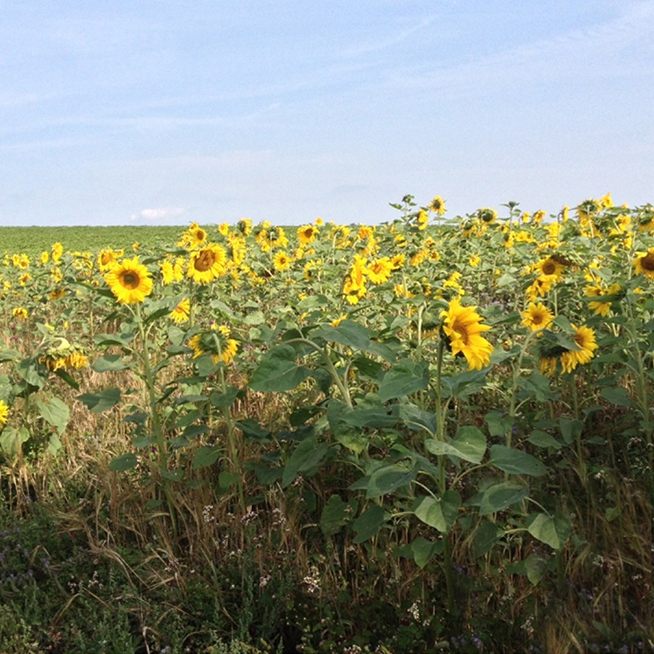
[0,194,653,653]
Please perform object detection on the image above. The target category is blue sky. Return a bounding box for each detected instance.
[1,0,653,226]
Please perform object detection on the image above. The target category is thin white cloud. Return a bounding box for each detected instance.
[384,1,654,96]
[131,207,187,222]
[341,16,435,58]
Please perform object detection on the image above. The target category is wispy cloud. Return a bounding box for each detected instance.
[383,1,654,97]
[341,16,435,58]
[130,207,187,222]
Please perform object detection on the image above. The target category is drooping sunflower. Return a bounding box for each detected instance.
[632,248,654,280]
[187,244,227,284]
[441,298,493,370]
[170,298,191,324]
[585,283,621,316]
[560,325,598,374]
[105,257,153,304]
[521,302,554,331]
[0,400,9,426]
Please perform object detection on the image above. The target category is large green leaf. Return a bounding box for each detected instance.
[320,495,357,536]
[425,426,487,464]
[35,397,70,435]
[479,482,528,515]
[91,355,129,373]
[411,537,442,569]
[366,464,417,499]
[76,388,121,413]
[313,320,395,361]
[414,491,460,533]
[192,446,221,470]
[472,521,504,558]
[0,426,30,457]
[489,445,546,476]
[526,513,571,551]
[249,345,312,393]
[109,452,137,471]
[600,386,634,408]
[281,437,329,488]
[378,360,429,401]
[352,504,386,543]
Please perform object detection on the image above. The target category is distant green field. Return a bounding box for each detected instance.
[0,225,198,257]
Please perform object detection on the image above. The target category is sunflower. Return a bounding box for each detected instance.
[416,210,429,230]
[585,283,621,316]
[365,257,393,284]
[187,245,227,284]
[429,196,446,216]
[560,325,598,374]
[170,298,191,324]
[297,225,318,246]
[478,208,497,224]
[12,307,28,319]
[49,288,66,301]
[218,223,230,237]
[105,257,153,304]
[40,251,49,264]
[0,400,9,426]
[97,248,123,272]
[632,248,654,280]
[521,302,554,331]
[469,254,481,267]
[441,298,493,370]
[535,257,565,279]
[273,250,291,273]
[51,242,64,262]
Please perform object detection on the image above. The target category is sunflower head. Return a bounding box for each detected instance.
[633,249,654,280]
[105,257,153,304]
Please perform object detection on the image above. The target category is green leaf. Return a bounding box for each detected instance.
[425,426,487,464]
[218,471,241,488]
[313,320,395,361]
[249,345,312,393]
[484,410,514,437]
[0,349,20,363]
[600,386,634,408]
[0,426,30,457]
[109,453,137,471]
[411,537,442,569]
[378,360,429,401]
[243,310,266,325]
[281,437,329,488]
[489,445,547,476]
[91,355,129,373]
[366,464,417,499]
[36,397,70,435]
[414,492,460,533]
[479,482,528,515]
[559,417,583,445]
[16,358,47,389]
[161,468,184,482]
[472,521,504,558]
[210,386,240,408]
[399,403,437,435]
[352,504,386,543]
[320,495,357,536]
[441,369,488,399]
[335,431,369,454]
[47,433,62,456]
[527,430,562,450]
[76,388,121,413]
[526,513,570,551]
[192,446,221,469]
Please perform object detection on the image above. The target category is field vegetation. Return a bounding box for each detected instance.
[0,194,653,653]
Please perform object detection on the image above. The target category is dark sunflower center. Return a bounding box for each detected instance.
[542,261,556,275]
[642,253,654,271]
[120,271,140,289]
[194,250,216,272]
